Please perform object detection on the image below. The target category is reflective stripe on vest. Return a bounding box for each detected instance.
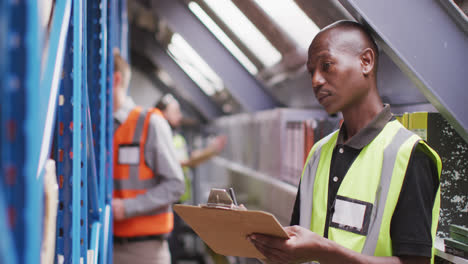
[299,120,441,260]
[173,133,191,202]
[299,132,337,229]
[113,107,173,237]
[114,108,158,191]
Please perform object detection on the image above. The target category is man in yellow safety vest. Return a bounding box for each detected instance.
[248,21,441,264]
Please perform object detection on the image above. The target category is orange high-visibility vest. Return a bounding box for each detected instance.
[113,107,173,237]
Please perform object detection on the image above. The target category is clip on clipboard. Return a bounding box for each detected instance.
[173,188,289,259]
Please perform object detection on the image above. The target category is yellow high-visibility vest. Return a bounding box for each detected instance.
[173,133,191,202]
[300,120,442,263]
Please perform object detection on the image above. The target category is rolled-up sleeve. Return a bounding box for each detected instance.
[124,114,185,218]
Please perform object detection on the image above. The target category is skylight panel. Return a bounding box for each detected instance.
[254,0,320,50]
[168,34,224,96]
[203,0,282,67]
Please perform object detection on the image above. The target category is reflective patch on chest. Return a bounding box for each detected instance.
[330,195,373,236]
[118,144,140,165]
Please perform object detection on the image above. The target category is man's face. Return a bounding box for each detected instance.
[306,31,367,114]
[164,101,183,128]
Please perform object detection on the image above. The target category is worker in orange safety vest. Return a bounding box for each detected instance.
[112,49,184,264]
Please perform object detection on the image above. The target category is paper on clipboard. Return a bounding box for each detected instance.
[173,204,289,259]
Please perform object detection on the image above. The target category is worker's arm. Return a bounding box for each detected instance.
[249,226,430,264]
[116,114,185,219]
[180,135,226,168]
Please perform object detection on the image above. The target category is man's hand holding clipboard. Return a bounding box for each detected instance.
[173,188,289,259]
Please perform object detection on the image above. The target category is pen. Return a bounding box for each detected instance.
[228,188,238,206]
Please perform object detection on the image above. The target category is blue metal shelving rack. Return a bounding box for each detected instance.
[0,0,125,263]
[0,0,42,263]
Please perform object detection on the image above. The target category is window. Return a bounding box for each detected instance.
[189,2,259,75]
[254,0,320,51]
[202,0,282,67]
[168,34,224,96]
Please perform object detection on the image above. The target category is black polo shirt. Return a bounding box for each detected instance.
[290,105,440,257]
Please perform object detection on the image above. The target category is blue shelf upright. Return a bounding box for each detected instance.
[86,0,114,263]
[54,7,80,263]
[0,0,24,262]
[119,0,129,62]
[0,0,42,263]
[53,0,89,263]
[81,0,90,261]
[101,0,119,263]
[54,0,120,263]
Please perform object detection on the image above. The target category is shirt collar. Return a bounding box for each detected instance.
[113,96,136,124]
[337,104,393,149]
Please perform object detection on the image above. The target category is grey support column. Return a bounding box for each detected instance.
[339,0,468,142]
[152,0,279,112]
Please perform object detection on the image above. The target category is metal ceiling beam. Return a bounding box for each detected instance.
[131,26,222,120]
[152,0,279,112]
[339,0,468,142]
[294,0,352,29]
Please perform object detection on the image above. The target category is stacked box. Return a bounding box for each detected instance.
[283,121,304,185]
[394,112,409,128]
[303,119,317,163]
[450,225,468,244]
[277,109,320,185]
[215,116,231,160]
[256,109,282,180]
[215,108,334,186]
[444,225,468,260]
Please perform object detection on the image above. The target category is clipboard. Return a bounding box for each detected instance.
[173,188,289,259]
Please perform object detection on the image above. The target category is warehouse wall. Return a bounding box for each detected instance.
[128,68,163,108]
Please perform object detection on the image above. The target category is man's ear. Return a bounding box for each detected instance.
[360,48,375,76]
